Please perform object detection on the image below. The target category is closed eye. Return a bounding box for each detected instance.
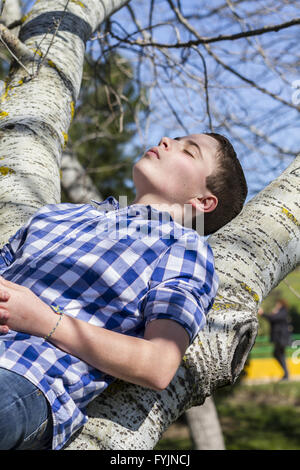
[184,149,194,158]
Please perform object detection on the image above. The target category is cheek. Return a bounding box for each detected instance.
[173,162,199,189]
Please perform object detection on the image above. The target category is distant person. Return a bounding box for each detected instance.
[258,299,291,381]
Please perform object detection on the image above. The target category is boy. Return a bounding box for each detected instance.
[0,133,247,450]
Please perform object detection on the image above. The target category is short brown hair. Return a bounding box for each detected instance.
[196,133,248,236]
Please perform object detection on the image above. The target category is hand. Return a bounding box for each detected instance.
[0,276,56,337]
[258,307,264,316]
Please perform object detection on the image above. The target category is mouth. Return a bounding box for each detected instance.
[146,147,159,159]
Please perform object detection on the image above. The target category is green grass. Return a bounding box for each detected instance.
[154,437,192,451]
[216,381,300,450]
[216,402,300,450]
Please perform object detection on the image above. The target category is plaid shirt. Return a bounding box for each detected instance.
[0,196,218,450]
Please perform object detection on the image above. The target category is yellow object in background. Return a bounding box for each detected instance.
[244,358,300,381]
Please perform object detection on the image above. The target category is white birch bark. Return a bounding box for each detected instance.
[0,0,128,246]
[185,398,225,450]
[1,0,22,36]
[65,154,299,449]
[61,149,103,203]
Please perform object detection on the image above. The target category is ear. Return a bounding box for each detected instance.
[190,194,218,214]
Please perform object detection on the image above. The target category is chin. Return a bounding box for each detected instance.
[132,161,155,190]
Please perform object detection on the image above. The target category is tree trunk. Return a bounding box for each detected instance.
[0,0,299,451]
[61,149,103,203]
[0,0,128,246]
[185,398,225,450]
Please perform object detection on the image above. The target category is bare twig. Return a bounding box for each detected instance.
[34,0,71,76]
[110,17,300,48]
[204,44,300,111]
[283,279,300,301]
[191,45,213,131]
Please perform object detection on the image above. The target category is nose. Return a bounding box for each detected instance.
[159,136,171,150]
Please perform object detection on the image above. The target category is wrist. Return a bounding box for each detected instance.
[44,305,64,341]
[37,303,64,340]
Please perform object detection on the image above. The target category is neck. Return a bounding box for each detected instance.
[132,194,169,206]
[131,194,193,226]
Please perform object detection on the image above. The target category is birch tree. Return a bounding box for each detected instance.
[185,398,225,450]
[0,0,299,450]
[61,149,103,204]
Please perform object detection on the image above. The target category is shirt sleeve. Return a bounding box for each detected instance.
[0,208,45,273]
[140,232,219,345]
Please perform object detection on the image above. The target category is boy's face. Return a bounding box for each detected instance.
[132,133,218,214]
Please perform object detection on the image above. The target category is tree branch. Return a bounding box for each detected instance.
[282,279,300,301]
[0,23,34,75]
[204,43,300,111]
[110,18,300,48]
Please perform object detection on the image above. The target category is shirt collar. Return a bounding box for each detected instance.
[90,196,120,211]
[90,196,175,222]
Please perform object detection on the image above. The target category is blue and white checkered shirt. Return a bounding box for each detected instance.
[0,196,218,450]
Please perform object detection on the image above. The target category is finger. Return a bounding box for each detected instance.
[0,307,9,323]
[0,290,10,301]
[0,325,9,334]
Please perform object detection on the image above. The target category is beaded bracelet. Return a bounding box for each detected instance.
[44,305,64,341]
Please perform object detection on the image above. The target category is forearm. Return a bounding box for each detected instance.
[0,278,183,391]
[47,310,164,390]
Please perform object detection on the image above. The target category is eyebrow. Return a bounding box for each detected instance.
[174,137,203,159]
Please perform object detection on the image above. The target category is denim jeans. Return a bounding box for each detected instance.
[0,368,53,450]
